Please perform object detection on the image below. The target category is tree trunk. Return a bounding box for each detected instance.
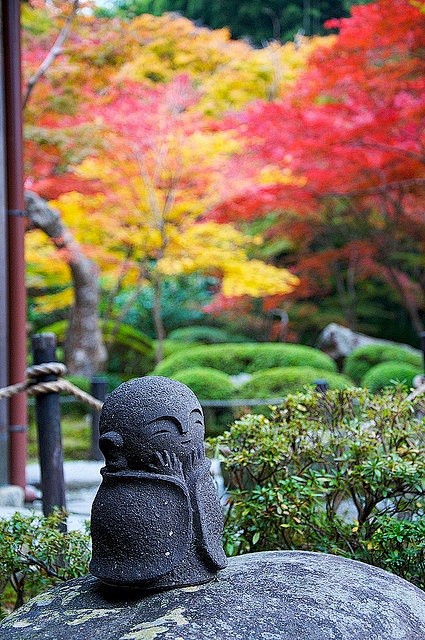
[151,274,166,364]
[25,190,107,376]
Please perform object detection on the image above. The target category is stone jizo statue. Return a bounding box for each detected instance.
[89,376,227,590]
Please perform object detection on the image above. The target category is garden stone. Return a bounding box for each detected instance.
[0,485,24,507]
[316,322,420,362]
[2,551,425,639]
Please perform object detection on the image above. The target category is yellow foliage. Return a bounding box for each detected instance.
[118,13,332,116]
[198,37,333,115]
[158,222,299,297]
[32,288,74,314]
[26,230,73,312]
[119,14,249,85]
[221,260,299,297]
[26,229,70,284]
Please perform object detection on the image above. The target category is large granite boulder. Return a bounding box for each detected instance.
[2,550,425,639]
[316,322,420,362]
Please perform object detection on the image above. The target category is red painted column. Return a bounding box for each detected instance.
[3,0,27,489]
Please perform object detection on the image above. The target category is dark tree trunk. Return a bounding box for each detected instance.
[25,190,107,375]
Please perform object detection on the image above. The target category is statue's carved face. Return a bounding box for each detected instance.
[98,377,205,473]
[141,407,204,453]
[99,376,204,472]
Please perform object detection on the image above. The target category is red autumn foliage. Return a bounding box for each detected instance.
[208,0,425,332]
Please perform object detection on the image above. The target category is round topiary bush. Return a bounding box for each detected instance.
[361,361,422,392]
[343,344,422,385]
[236,366,353,398]
[170,367,235,400]
[159,340,198,358]
[153,343,338,377]
[167,326,248,344]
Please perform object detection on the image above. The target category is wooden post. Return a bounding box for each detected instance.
[0,3,8,486]
[3,0,27,490]
[32,333,66,516]
[314,379,329,393]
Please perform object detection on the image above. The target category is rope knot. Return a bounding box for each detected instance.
[27,362,68,380]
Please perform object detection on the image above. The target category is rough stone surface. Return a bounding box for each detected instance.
[0,485,24,507]
[90,376,227,589]
[2,551,425,639]
[316,322,420,362]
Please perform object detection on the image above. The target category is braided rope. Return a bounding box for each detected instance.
[27,362,68,379]
[0,362,104,411]
[0,381,28,399]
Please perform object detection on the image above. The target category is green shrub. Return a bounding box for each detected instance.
[65,375,90,393]
[343,343,422,384]
[236,366,353,398]
[41,320,154,377]
[213,387,425,588]
[170,367,235,400]
[153,343,337,377]
[361,361,421,392]
[167,326,247,344]
[0,511,90,617]
[363,516,425,586]
[160,339,198,358]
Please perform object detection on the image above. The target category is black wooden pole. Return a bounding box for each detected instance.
[314,379,329,393]
[32,333,66,516]
[90,376,107,461]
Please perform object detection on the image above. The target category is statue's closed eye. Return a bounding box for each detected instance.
[144,417,181,439]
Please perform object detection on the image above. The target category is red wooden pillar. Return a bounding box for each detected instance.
[3,0,27,489]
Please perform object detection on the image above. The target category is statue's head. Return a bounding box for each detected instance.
[98,376,205,472]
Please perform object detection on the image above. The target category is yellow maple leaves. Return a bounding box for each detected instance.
[158,222,298,296]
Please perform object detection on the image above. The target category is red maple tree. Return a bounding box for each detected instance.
[210,0,425,335]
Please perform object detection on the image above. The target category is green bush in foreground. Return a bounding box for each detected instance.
[0,511,90,617]
[153,343,337,377]
[343,343,422,385]
[236,366,353,398]
[361,361,422,392]
[213,387,425,588]
[170,367,235,400]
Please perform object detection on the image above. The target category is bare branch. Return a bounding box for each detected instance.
[23,0,79,110]
[319,177,425,200]
[343,140,425,164]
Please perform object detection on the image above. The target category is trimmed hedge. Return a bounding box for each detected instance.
[159,340,198,358]
[343,343,422,385]
[167,326,248,344]
[361,361,422,392]
[153,343,338,377]
[236,366,353,399]
[170,367,235,400]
